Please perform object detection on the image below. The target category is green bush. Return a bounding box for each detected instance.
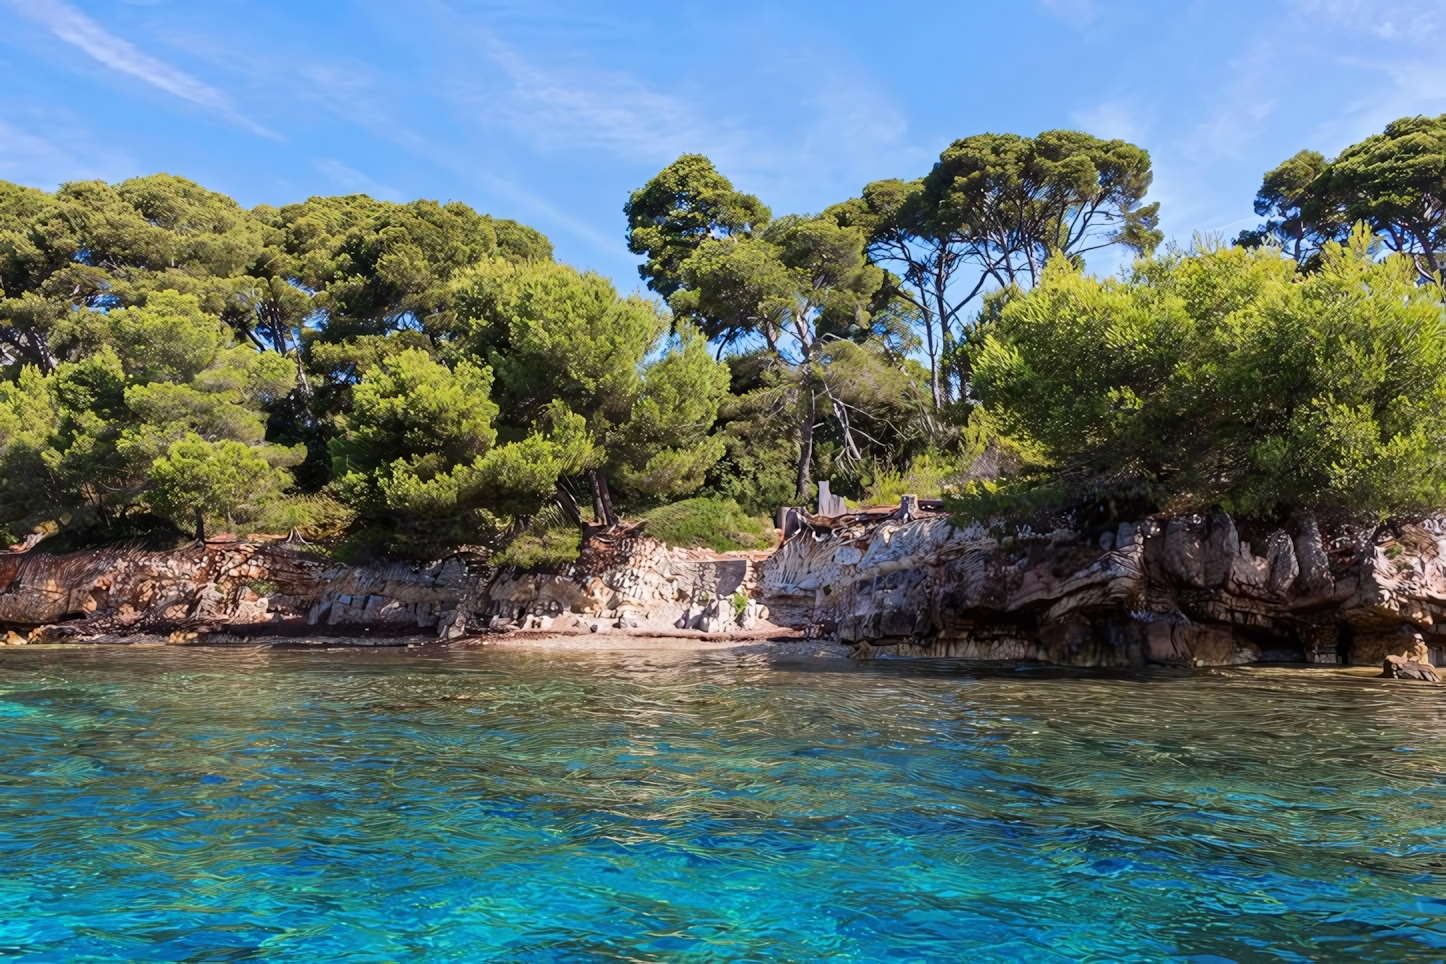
[487,503,583,570]
[961,229,1446,522]
[863,451,964,504]
[490,525,581,570]
[640,496,776,552]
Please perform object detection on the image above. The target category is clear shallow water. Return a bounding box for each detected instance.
[0,646,1443,962]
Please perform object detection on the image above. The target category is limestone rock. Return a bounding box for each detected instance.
[1383,655,1439,681]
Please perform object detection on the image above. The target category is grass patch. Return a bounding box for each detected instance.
[640,497,776,552]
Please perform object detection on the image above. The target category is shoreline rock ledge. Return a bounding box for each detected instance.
[758,508,1446,672]
[0,506,1443,675]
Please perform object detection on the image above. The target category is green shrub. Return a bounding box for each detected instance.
[490,524,581,570]
[863,451,963,504]
[488,504,582,570]
[640,496,776,552]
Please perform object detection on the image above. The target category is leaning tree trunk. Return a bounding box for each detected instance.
[796,392,816,504]
[553,483,583,528]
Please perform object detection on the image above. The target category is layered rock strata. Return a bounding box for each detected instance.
[759,508,1446,668]
[0,531,774,642]
[0,540,481,640]
[3,508,1444,671]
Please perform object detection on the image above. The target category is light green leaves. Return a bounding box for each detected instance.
[149,435,293,534]
[967,234,1446,520]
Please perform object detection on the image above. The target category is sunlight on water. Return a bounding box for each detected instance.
[0,644,1443,961]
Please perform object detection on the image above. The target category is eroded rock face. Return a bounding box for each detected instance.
[757,510,1446,670]
[0,531,777,642]
[0,541,485,640]
[7,510,1446,672]
[473,535,770,635]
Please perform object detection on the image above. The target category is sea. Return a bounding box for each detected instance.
[0,642,1442,961]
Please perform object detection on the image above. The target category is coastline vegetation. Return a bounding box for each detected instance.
[0,115,1442,561]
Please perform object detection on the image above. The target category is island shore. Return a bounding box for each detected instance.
[2,505,1444,680]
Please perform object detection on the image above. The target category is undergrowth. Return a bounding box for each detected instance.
[640,496,776,552]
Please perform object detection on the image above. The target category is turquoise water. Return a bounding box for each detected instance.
[0,645,1443,961]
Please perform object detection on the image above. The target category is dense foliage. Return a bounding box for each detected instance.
[0,113,1441,558]
[963,230,1446,522]
[1238,114,1446,284]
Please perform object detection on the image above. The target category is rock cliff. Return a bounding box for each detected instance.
[0,529,773,644]
[2,507,1444,673]
[759,506,1446,668]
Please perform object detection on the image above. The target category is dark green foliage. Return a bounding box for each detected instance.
[827,130,1161,407]
[29,513,188,555]
[490,517,582,570]
[9,117,1432,563]
[1234,150,1334,263]
[624,154,770,299]
[1240,115,1446,283]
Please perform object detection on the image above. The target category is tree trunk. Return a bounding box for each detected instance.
[587,470,618,529]
[941,325,960,403]
[553,483,583,528]
[796,392,816,503]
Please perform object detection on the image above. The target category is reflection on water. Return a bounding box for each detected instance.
[0,644,1442,960]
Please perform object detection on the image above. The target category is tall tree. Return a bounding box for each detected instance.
[831,130,1161,407]
[149,435,293,541]
[669,209,885,500]
[452,256,731,521]
[1240,115,1446,284]
[624,155,770,301]
[1234,150,1334,263]
[1319,115,1446,284]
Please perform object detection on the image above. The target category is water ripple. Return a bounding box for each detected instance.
[0,645,1441,960]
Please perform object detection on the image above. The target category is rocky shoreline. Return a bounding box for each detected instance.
[1,504,1442,679]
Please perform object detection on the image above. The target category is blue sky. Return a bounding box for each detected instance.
[2,0,1442,290]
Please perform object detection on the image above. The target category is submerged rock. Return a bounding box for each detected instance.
[1383,656,1439,681]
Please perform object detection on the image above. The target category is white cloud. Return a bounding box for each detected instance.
[10,0,276,138]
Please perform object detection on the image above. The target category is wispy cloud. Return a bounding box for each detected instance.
[466,33,704,163]
[0,118,76,178]
[1286,0,1446,151]
[10,0,276,138]
[1182,43,1277,161]
[1293,0,1443,41]
[1072,100,1147,142]
[0,114,127,184]
[1037,0,1097,27]
[312,158,400,201]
